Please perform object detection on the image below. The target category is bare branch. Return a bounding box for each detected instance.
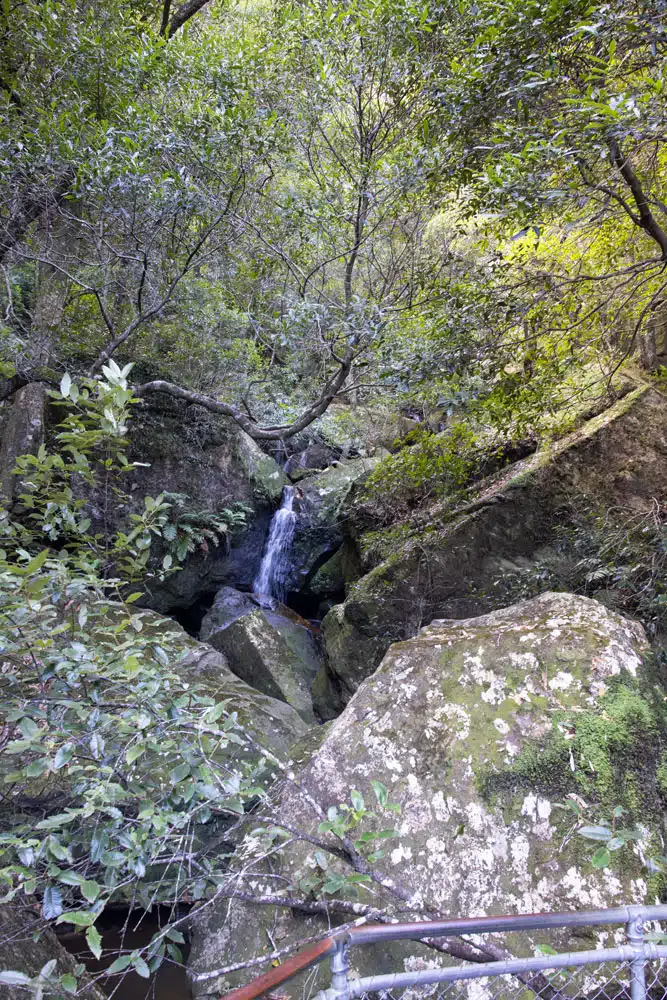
[134,344,356,440]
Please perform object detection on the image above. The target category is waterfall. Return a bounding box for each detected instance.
[253,486,297,601]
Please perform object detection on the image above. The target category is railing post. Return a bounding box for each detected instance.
[626,906,647,1000]
[330,935,351,1000]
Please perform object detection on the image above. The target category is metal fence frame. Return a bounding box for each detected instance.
[222,905,667,1000]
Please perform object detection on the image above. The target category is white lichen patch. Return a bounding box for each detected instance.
[432,702,471,740]
[462,652,507,704]
[390,843,413,865]
[548,670,575,691]
[431,791,450,821]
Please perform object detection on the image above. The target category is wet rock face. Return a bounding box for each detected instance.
[283,442,338,479]
[188,594,659,997]
[286,456,380,594]
[117,400,287,611]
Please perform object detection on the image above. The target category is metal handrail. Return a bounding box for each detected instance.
[219,904,667,1000]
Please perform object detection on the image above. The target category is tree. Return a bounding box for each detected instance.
[439,0,667,375]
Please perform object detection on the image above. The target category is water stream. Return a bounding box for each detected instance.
[253,485,297,601]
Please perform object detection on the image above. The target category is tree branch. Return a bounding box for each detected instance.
[134,347,356,440]
[609,138,667,258]
[167,0,212,37]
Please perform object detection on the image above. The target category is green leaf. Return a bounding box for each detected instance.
[0,972,32,986]
[19,717,39,740]
[86,925,103,960]
[606,837,625,851]
[56,910,97,928]
[350,789,364,812]
[60,973,78,993]
[53,744,75,770]
[371,780,388,808]
[591,847,611,869]
[126,745,145,765]
[577,825,612,841]
[81,880,101,904]
[25,549,49,575]
[166,943,183,964]
[42,886,63,920]
[106,955,133,975]
[40,959,57,980]
[37,811,80,831]
[170,762,190,784]
[133,956,150,979]
[25,759,49,777]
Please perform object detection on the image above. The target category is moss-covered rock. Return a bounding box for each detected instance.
[206,608,321,724]
[188,593,660,1000]
[305,540,363,604]
[323,387,667,703]
[135,608,311,753]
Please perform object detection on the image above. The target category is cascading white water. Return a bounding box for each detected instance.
[253,486,297,600]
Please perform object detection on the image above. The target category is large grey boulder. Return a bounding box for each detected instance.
[200,586,257,638]
[207,608,321,723]
[321,387,667,705]
[188,593,660,997]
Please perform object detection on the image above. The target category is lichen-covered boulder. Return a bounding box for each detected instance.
[206,608,321,723]
[188,593,662,998]
[0,382,47,505]
[322,387,667,704]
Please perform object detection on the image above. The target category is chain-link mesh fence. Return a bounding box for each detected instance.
[313,909,667,1000]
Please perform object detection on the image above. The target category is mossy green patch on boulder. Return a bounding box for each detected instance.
[232,427,288,505]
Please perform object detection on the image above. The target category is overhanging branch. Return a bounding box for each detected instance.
[134,348,356,440]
